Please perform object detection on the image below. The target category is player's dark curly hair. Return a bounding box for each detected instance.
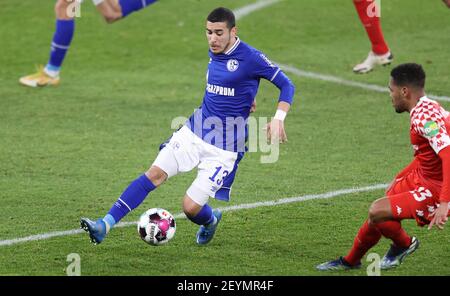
[207,7,236,29]
[391,63,426,89]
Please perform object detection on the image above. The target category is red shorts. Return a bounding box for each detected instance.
[386,169,447,226]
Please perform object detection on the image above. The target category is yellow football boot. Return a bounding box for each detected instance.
[19,66,60,87]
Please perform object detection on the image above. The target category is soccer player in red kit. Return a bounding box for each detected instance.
[317,63,450,271]
[352,0,450,74]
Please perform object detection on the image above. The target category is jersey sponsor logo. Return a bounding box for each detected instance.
[206,83,235,97]
[226,59,239,72]
[259,53,276,68]
[424,120,439,138]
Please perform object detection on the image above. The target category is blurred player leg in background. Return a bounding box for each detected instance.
[19,0,75,87]
[116,0,157,18]
[19,0,157,88]
[94,0,122,23]
[95,0,158,23]
[352,0,393,74]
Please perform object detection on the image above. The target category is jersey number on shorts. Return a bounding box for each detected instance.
[209,166,230,186]
[410,187,433,202]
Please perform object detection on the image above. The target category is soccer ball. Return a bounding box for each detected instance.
[137,208,176,246]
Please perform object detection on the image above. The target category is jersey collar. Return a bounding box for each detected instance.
[224,37,241,55]
[410,95,428,114]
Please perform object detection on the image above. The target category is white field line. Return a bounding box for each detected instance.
[234,0,282,20]
[0,183,388,247]
[278,64,450,102]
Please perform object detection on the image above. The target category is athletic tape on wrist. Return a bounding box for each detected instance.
[274,109,287,121]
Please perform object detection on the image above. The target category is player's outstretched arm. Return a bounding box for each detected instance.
[266,101,291,144]
[265,70,295,144]
[443,0,450,8]
[428,202,449,230]
[429,147,450,230]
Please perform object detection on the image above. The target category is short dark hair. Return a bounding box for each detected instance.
[207,7,236,29]
[390,63,426,89]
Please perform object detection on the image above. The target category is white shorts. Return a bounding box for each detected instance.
[152,126,243,206]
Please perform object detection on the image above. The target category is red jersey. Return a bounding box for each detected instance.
[410,96,450,181]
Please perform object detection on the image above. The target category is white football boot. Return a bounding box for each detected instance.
[353,51,394,74]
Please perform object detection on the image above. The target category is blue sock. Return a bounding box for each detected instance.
[107,175,156,225]
[188,204,215,226]
[46,19,75,73]
[119,0,157,18]
[103,214,116,230]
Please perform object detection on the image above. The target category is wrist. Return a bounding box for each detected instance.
[274,109,287,121]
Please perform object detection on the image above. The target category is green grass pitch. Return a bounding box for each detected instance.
[0,0,449,275]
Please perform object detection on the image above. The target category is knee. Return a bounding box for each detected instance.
[55,0,72,19]
[368,197,393,225]
[369,201,380,224]
[55,0,69,12]
[369,198,392,224]
[183,204,195,218]
[145,166,167,187]
[182,197,201,218]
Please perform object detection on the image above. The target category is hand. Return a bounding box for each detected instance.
[265,119,287,144]
[250,100,256,113]
[443,0,450,8]
[428,202,449,230]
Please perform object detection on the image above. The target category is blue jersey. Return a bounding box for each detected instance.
[187,37,295,152]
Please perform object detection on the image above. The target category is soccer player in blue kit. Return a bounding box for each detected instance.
[19,0,157,87]
[80,7,295,245]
